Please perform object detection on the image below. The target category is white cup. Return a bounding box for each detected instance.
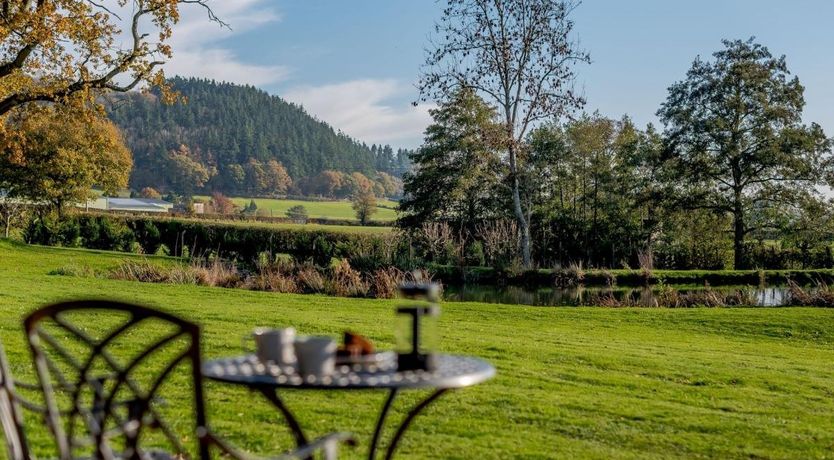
[294,336,336,378]
[248,327,296,365]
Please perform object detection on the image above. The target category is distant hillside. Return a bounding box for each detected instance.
[107,77,411,196]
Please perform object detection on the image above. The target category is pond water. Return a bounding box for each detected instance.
[442,284,793,307]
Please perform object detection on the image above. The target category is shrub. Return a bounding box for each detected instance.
[192,258,242,288]
[130,241,145,254]
[786,279,834,307]
[155,244,171,256]
[209,192,237,215]
[369,267,405,299]
[326,259,368,297]
[465,241,486,267]
[58,218,82,247]
[89,216,133,251]
[286,205,308,223]
[297,264,326,293]
[109,260,171,283]
[553,261,585,287]
[139,187,162,199]
[246,269,299,293]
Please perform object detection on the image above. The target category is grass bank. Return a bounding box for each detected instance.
[434,265,834,287]
[2,240,834,458]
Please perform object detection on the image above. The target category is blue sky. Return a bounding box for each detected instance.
[164,0,834,149]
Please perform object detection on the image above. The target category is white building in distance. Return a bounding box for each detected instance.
[82,197,173,213]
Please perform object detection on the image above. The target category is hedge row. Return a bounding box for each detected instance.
[22,214,834,281]
[24,214,406,271]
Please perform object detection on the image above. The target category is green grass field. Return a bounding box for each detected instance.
[193,196,399,222]
[2,239,834,459]
[162,215,394,235]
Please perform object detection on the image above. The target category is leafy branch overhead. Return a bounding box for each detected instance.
[0,0,224,115]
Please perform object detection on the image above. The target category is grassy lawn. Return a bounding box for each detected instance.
[193,196,399,222]
[2,239,834,459]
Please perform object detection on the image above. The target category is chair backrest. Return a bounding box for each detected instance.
[0,341,30,460]
[23,300,210,460]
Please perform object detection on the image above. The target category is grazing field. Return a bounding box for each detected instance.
[193,196,400,222]
[2,239,834,459]
[167,215,394,234]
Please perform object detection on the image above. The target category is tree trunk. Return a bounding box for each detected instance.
[733,196,746,269]
[508,142,532,268]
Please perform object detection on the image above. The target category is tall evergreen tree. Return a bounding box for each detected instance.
[399,88,504,233]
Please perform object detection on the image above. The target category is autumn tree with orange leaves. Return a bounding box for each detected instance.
[0,0,222,213]
[0,0,223,115]
[0,105,132,212]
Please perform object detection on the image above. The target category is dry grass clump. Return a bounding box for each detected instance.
[109,258,242,287]
[104,256,439,300]
[585,285,756,308]
[165,264,202,285]
[326,259,368,297]
[296,263,326,293]
[553,261,586,287]
[246,269,300,293]
[786,279,834,307]
[600,269,616,287]
[246,254,299,293]
[192,258,243,288]
[369,267,441,299]
[586,292,640,308]
[369,267,406,299]
[109,260,171,283]
[654,284,755,308]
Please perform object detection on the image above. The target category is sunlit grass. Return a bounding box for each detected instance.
[2,239,834,459]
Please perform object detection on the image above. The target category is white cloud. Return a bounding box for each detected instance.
[164,48,289,87]
[161,0,289,86]
[283,79,432,147]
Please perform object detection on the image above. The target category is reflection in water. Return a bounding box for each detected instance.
[442,284,792,307]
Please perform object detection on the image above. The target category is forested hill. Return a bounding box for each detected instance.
[107,77,410,195]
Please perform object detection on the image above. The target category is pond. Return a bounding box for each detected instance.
[442,284,793,307]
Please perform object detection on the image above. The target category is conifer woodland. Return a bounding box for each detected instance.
[107,77,411,198]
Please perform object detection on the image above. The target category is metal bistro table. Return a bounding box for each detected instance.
[203,353,495,459]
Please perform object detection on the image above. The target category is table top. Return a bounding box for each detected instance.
[202,353,495,390]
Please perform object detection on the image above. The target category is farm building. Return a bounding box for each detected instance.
[82,197,173,213]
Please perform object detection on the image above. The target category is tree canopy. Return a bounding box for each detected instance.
[0,0,221,115]
[107,77,410,196]
[420,0,590,267]
[399,88,504,232]
[0,105,132,211]
[352,189,378,226]
[658,38,832,268]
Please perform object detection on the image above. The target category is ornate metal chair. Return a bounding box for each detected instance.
[0,300,352,460]
[0,340,30,460]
